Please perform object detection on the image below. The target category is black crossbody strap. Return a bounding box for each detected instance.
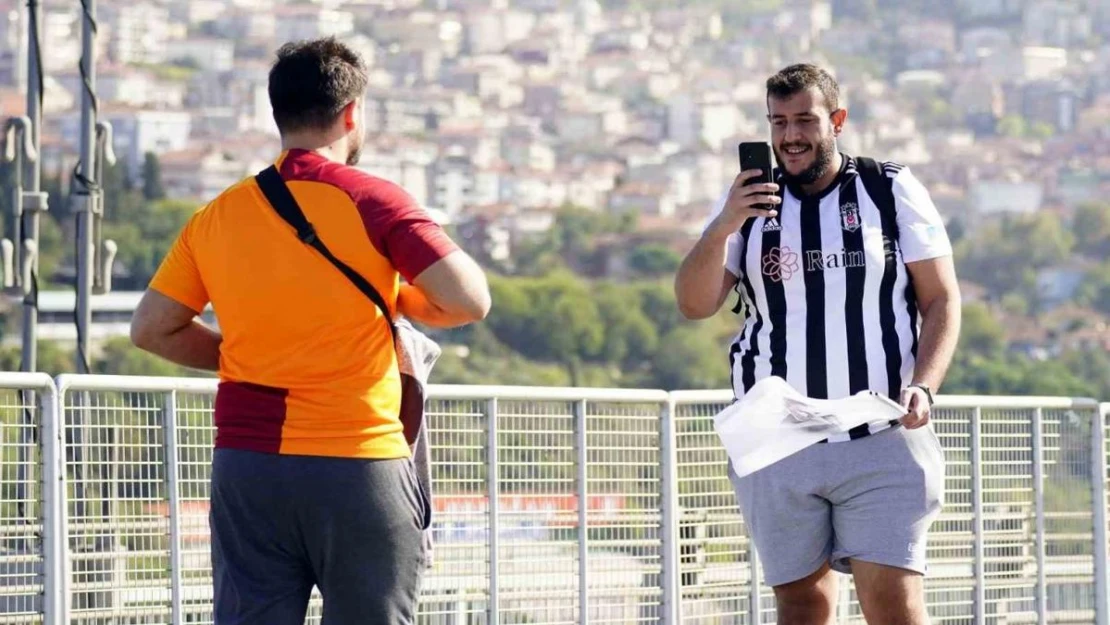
[255,165,397,341]
[855,156,899,241]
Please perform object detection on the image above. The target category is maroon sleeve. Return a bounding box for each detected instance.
[355,180,459,283]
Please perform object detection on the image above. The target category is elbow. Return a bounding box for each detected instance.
[674,283,713,320]
[129,313,165,353]
[452,288,492,324]
[677,302,712,321]
[675,294,713,320]
[129,321,154,352]
[464,292,492,322]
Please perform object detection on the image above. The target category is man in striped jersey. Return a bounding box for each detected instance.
[675,64,962,625]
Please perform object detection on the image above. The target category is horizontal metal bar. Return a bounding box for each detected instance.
[0,371,55,390]
[53,375,673,402]
[669,389,1102,410]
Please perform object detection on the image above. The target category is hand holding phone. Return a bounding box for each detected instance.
[706,142,781,236]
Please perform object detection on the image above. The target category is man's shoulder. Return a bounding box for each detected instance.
[291,160,418,214]
[850,154,906,181]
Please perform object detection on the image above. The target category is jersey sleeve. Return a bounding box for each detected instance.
[892,167,953,263]
[702,188,744,277]
[358,182,459,284]
[149,211,209,313]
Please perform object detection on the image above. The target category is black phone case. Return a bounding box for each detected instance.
[738,142,773,186]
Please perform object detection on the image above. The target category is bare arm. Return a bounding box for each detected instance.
[398,249,491,327]
[130,289,222,371]
[907,255,962,391]
[674,231,740,320]
[675,169,779,320]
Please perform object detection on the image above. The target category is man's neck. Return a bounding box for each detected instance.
[797,151,843,196]
[281,134,348,165]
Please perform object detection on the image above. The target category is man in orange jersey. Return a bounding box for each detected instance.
[130,37,490,625]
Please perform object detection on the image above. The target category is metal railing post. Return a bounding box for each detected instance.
[163,391,183,625]
[749,540,762,623]
[1094,404,1110,625]
[575,399,589,624]
[972,407,985,624]
[39,377,62,625]
[660,396,680,625]
[1032,407,1047,625]
[486,397,499,625]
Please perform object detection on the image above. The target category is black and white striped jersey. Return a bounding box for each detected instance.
[706,154,952,443]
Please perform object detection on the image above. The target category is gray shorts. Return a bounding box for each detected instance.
[210,449,431,625]
[727,424,945,587]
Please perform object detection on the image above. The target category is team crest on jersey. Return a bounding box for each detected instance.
[762,217,782,232]
[840,202,861,232]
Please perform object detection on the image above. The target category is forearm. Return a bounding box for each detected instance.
[911,294,962,390]
[137,321,222,371]
[675,229,733,319]
[397,284,477,329]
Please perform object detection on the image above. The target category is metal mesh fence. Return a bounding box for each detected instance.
[583,401,662,624]
[0,386,45,625]
[63,389,173,625]
[672,396,753,625]
[9,376,1102,625]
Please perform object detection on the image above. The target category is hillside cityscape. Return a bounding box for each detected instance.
[0,0,1108,398]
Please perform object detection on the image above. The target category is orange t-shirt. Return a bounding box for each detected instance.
[149,149,457,459]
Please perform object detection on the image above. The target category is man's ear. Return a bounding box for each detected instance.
[831,108,848,135]
[343,100,359,130]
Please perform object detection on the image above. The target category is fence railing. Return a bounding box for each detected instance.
[0,372,1107,625]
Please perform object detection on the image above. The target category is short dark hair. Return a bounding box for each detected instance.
[268,37,369,134]
[766,63,840,112]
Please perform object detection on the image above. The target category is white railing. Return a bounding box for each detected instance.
[0,373,1107,625]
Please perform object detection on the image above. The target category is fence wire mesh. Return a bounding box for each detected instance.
[672,396,754,625]
[4,376,1100,625]
[0,387,44,625]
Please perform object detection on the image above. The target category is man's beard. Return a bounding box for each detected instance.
[777,136,836,186]
[346,131,363,166]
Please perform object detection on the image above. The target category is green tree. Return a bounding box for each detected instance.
[93,337,204,377]
[1073,202,1110,258]
[1077,261,1110,316]
[1029,122,1054,140]
[627,244,682,277]
[103,198,198,289]
[958,302,1005,357]
[650,326,729,390]
[996,115,1027,138]
[956,213,1073,299]
[141,153,166,201]
[483,272,604,384]
[593,282,659,369]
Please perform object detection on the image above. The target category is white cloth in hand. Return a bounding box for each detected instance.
[714,377,906,478]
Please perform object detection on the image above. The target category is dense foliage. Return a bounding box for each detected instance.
[0,157,1108,401]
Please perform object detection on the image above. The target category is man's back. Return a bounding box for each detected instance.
[151,148,458,459]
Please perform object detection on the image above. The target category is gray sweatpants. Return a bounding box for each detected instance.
[210,449,430,625]
[727,424,945,587]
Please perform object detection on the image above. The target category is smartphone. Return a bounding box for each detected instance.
[738,141,773,185]
[738,141,774,209]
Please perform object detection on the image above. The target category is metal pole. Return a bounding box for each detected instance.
[22,0,43,373]
[164,392,184,625]
[1032,408,1047,625]
[74,0,98,374]
[659,397,680,625]
[575,399,589,625]
[1093,404,1109,625]
[972,408,985,625]
[486,397,500,625]
[40,380,59,625]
